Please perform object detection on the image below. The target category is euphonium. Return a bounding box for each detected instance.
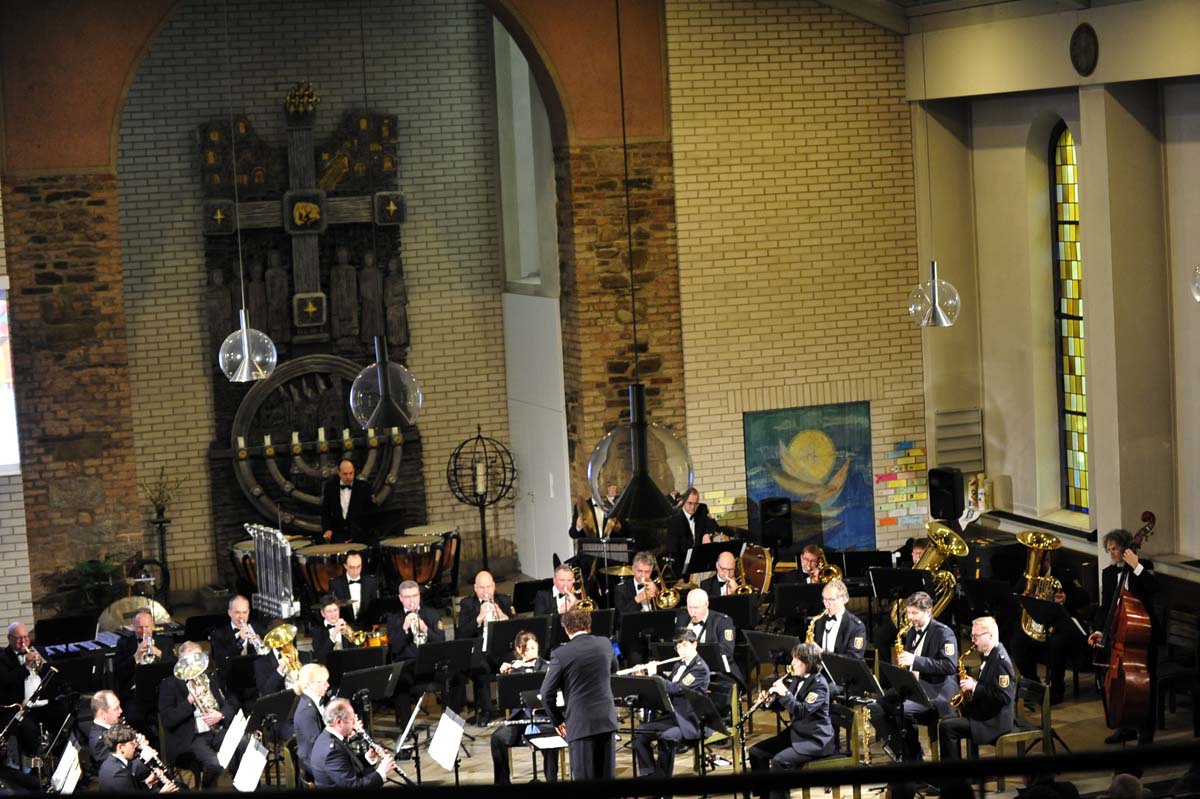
[950,644,976,709]
[572,565,597,612]
[654,560,681,610]
[889,521,969,626]
[173,651,221,716]
[264,623,302,686]
[734,557,756,595]
[1017,530,1063,642]
[894,619,912,666]
[814,547,843,584]
[805,610,827,644]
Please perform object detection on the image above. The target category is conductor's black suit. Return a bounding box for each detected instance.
[540,632,618,780]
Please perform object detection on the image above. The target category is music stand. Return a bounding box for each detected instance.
[710,594,756,631]
[840,550,893,579]
[679,688,730,776]
[1016,594,1073,636]
[33,615,97,647]
[362,597,403,629]
[486,616,551,663]
[824,652,883,699]
[326,647,385,689]
[221,654,259,703]
[338,663,395,734]
[496,673,555,782]
[512,580,552,614]
[246,689,299,786]
[617,610,676,665]
[183,613,227,643]
[611,675,673,741]
[133,662,175,707]
[548,609,616,652]
[878,662,933,709]
[683,541,744,578]
[773,583,823,618]
[396,693,427,785]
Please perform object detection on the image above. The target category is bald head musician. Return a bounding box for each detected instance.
[318,458,376,544]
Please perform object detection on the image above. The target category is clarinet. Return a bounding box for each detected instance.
[134,733,178,790]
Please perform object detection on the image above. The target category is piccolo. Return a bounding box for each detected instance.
[615,656,683,676]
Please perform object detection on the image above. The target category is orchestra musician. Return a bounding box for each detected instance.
[534,565,580,617]
[1007,562,1089,706]
[88,690,125,768]
[457,570,513,724]
[329,552,379,625]
[318,458,377,545]
[292,663,329,779]
[309,698,393,789]
[311,594,360,664]
[569,483,618,539]
[98,723,177,793]
[158,641,239,788]
[630,629,711,779]
[614,552,661,615]
[0,621,58,760]
[799,545,824,585]
[114,609,172,746]
[676,588,741,682]
[539,608,619,780]
[491,631,557,785]
[1088,528,1159,745]
[937,616,1016,760]
[868,590,958,762]
[748,642,836,799]
[665,488,711,572]
[810,578,867,660]
[209,595,266,671]
[700,551,740,598]
[388,580,457,725]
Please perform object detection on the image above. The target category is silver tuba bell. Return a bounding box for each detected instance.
[173,651,220,716]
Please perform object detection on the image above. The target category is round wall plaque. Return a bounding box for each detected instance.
[1070,23,1099,77]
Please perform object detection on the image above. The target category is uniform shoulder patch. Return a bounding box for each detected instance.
[998,674,1010,688]
[724,628,734,642]
[852,636,864,650]
[944,643,955,656]
[682,673,695,686]
[804,691,818,704]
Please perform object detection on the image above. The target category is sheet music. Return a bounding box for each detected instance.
[217,709,249,768]
[233,736,268,792]
[429,707,466,771]
[51,740,81,794]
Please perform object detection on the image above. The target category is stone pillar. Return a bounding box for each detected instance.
[0,174,141,614]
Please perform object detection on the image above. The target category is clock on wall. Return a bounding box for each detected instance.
[1070,23,1099,77]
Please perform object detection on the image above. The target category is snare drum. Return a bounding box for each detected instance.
[295,542,369,596]
[231,537,311,593]
[379,535,443,587]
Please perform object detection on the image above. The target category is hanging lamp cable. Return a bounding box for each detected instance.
[614,0,640,382]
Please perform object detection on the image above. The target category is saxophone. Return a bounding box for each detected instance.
[950,644,976,709]
[894,619,912,665]
[805,610,827,644]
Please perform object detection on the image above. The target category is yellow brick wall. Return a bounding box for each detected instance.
[665,0,927,548]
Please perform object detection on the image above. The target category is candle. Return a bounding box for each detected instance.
[317,428,326,443]
[237,436,246,449]
[475,460,487,495]
[342,428,350,441]
[291,432,300,445]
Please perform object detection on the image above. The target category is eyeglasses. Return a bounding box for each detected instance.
[970,631,992,639]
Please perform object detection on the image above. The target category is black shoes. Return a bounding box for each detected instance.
[1104,728,1137,744]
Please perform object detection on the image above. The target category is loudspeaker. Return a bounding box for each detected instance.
[760,496,792,549]
[928,467,965,520]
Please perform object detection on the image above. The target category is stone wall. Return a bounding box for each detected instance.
[0,174,141,611]
[664,0,927,548]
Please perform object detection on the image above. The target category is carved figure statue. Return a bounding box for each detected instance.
[206,268,234,345]
[331,245,359,342]
[264,250,292,343]
[359,251,384,344]
[384,254,409,349]
[246,259,268,334]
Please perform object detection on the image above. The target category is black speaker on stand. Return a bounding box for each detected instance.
[928,467,965,520]
[760,497,792,549]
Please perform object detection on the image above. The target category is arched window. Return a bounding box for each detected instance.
[1051,124,1088,513]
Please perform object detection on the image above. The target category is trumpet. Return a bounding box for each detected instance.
[239,622,269,656]
[21,647,43,673]
[615,656,682,676]
[137,634,158,665]
[402,611,427,646]
[950,645,976,709]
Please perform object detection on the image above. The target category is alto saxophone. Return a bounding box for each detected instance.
[950,644,976,709]
[894,619,912,666]
[805,610,827,644]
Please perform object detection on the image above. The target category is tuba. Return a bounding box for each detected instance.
[814,547,843,584]
[1017,530,1062,642]
[890,521,969,626]
[263,623,302,686]
[572,566,597,612]
[173,651,221,716]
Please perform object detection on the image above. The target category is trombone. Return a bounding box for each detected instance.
[654,559,681,609]
[572,565,597,612]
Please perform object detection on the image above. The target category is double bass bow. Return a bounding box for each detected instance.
[1095,510,1156,730]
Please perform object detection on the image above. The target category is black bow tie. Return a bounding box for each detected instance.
[827,615,838,625]
[326,623,337,629]
[340,484,353,491]
[347,579,359,585]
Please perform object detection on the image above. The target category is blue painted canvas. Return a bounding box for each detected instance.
[743,400,875,550]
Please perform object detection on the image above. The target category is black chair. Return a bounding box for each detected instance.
[1156,608,1200,729]
[801,702,862,799]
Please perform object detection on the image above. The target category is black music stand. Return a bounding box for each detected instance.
[326,647,385,689]
[773,582,823,620]
[33,615,96,647]
[694,642,736,678]
[548,609,616,652]
[362,597,403,629]
[710,594,756,631]
[743,630,800,674]
[868,567,933,607]
[246,689,299,786]
[133,661,175,705]
[512,580,552,615]
[824,652,883,699]
[1016,594,1073,636]
[486,616,552,663]
[878,661,933,709]
[683,541,744,578]
[611,675,672,741]
[960,579,1015,617]
[183,613,227,643]
[496,673,553,782]
[679,688,730,775]
[617,609,676,665]
[222,654,259,704]
[840,550,893,579]
[337,664,395,731]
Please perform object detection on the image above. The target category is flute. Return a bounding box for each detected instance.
[615,656,683,676]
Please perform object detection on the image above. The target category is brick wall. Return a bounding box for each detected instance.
[0,188,35,622]
[115,0,511,589]
[664,0,927,548]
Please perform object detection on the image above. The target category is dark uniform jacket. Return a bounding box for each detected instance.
[319,479,376,544]
[293,694,324,772]
[310,622,360,665]
[810,611,868,660]
[665,507,710,570]
[675,609,738,661]
[0,646,50,705]
[387,605,445,663]
[769,672,837,758]
[157,673,239,763]
[98,754,148,793]
[960,642,1017,744]
[534,588,577,617]
[902,618,959,715]
[614,580,657,615]
[209,621,266,673]
[660,655,710,741]
[539,633,618,743]
[699,575,740,599]
[309,730,383,789]
[329,574,380,625]
[456,594,515,641]
[89,722,150,775]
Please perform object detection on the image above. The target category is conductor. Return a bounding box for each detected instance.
[539,608,618,780]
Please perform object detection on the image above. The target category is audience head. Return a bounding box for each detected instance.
[1102,773,1147,799]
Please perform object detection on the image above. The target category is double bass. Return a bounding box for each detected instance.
[1096,510,1156,730]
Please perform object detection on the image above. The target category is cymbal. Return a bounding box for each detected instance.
[601,564,635,577]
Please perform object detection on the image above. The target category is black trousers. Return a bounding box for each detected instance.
[567,731,615,780]
[490,723,558,784]
[1009,628,1084,697]
[631,718,685,778]
[937,717,1002,760]
[748,731,820,799]
[869,695,941,761]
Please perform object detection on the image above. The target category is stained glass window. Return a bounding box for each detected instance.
[1051,125,1087,513]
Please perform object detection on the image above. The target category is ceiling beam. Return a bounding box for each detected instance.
[813,0,909,35]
